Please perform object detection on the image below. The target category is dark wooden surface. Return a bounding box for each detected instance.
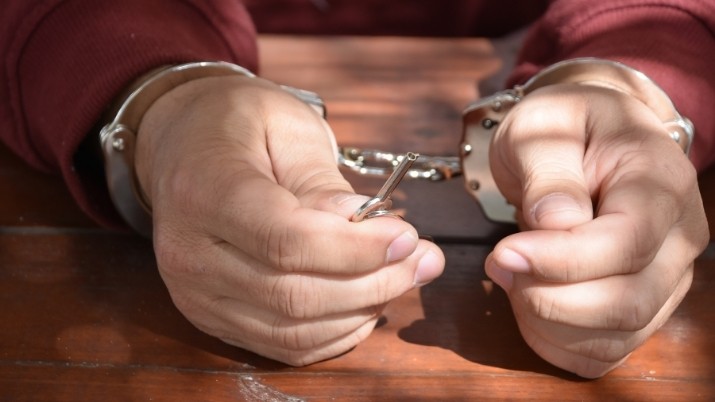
[1,35,713,402]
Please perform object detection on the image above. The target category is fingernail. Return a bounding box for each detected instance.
[532,193,585,224]
[486,261,514,291]
[495,248,530,273]
[413,250,442,287]
[386,231,418,263]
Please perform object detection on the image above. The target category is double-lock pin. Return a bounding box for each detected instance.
[350,152,419,222]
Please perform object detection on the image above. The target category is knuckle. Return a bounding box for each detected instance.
[370,271,398,305]
[664,153,698,196]
[269,318,309,351]
[538,254,582,282]
[525,291,560,323]
[594,212,651,276]
[524,164,582,190]
[609,291,656,331]
[619,218,650,273]
[269,317,330,352]
[574,336,634,364]
[269,276,321,319]
[263,221,313,272]
[277,326,368,367]
[278,350,316,367]
[576,338,632,364]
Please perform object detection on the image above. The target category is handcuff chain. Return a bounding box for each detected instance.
[338,147,462,181]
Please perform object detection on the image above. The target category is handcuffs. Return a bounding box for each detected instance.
[100,58,694,237]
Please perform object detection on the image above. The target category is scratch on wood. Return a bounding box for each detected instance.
[238,375,305,402]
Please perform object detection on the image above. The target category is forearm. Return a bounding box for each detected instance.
[1,0,258,228]
[510,0,715,171]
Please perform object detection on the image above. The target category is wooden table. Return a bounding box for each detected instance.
[1,35,713,401]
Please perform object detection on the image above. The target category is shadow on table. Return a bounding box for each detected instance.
[0,231,289,373]
[396,242,582,380]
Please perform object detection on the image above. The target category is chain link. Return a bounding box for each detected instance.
[338,147,461,181]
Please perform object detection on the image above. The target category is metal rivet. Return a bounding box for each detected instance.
[482,119,496,129]
[462,143,473,156]
[112,138,125,151]
[670,131,681,142]
[468,180,480,191]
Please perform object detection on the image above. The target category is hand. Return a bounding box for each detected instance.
[485,83,709,378]
[134,75,445,365]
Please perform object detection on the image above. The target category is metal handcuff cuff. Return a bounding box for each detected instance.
[101,58,693,237]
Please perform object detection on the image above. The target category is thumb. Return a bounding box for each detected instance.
[493,86,594,230]
[526,190,592,230]
[517,139,593,230]
[304,190,374,219]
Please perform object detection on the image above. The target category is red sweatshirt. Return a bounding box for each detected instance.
[2,0,714,229]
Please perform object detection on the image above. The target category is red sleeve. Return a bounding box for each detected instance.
[508,0,715,172]
[0,0,258,229]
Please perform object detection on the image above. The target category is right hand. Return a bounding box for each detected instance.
[133,74,445,365]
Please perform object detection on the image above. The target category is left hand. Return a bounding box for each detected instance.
[484,83,709,378]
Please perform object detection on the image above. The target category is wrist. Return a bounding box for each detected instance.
[99,62,325,237]
[513,58,694,154]
[99,62,256,237]
[134,75,261,215]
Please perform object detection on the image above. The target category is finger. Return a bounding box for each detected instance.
[179,238,443,319]
[489,247,694,331]
[163,266,389,367]
[489,214,663,282]
[491,85,594,230]
[170,286,385,354]
[489,145,704,283]
[510,264,693,378]
[510,265,692,365]
[514,320,629,379]
[220,314,381,366]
